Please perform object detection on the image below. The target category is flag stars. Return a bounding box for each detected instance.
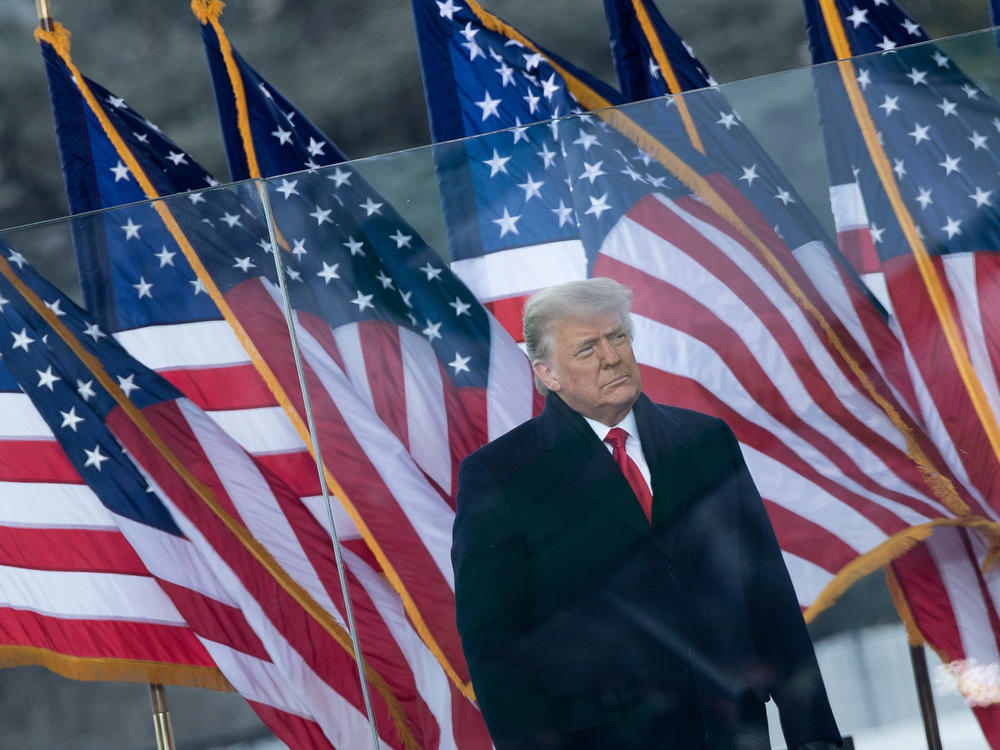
[166,151,188,166]
[475,90,501,120]
[6,251,26,268]
[271,126,293,145]
[233,256,256,273]
[906,68,928,85]
[220,212,242,228]
[962,83,980,100]
[969,131,989,151]
[317,262,340,284]
[495,61,515,87]
[43,298,65,317]
[878,95,900,116]
[493,207,521,237]
[59,407,84,432]
[11,328,34,352]
[483,149,511,177]
[422,320,443,342]
[846,6,868,27]
[121,218,142,240]
[106,94,126,109]
[276,179,299,199]
[328,167,352,188]
[344,236,365,256]
[648,58,661,79]
[938,154,961,175]
[523,90,541,115]
[110,160,131,182]
[351,290,375,312]
[579,161,606,184]
[876,36,897,52]
[540,73,561,101]
[856,68,871,90]
[449,297,472,316]
[190,278,207,296]
[155,246,176,267]
[937,98,957,117]
[585,193,612,219]
[420,261,444,281]
[449,352,471,374]
[390,230,413,249]
[970,187,993,208]
[942,217,962,239]
[117,374,140,397]
[436,0,461,19]
[932,50,950,67]
[908,123,931,145]
[774,188,794,206]
[84,445,110,471]
[552,199,575,227]
[360,197,383,216]
[518,174,544,201]
[36,366,60,391]
[869,224,885,244]
[537,143,557,169]
[306,138,326,158]
[77,379,96,401]
[739,164,759,187]
[892,158,906,179]
[310,205,333,225]
[716,111,738,130]
[83,323,106,342]
[291,239,308,258]
[573,131,600,152]
[133,277,153,299]
[375,270,394,289]
[915,187,933,209]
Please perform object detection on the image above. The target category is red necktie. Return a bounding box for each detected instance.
[604,427,653,524]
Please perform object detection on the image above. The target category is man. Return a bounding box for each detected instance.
[452,278,841,749]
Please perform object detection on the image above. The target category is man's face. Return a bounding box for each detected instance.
[533,310,641,426]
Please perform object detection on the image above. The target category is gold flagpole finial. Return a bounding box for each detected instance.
[36,0,54,31]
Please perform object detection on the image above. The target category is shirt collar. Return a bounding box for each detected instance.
[584,409,640,444]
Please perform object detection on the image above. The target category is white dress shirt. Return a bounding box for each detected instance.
[583,409,653,496]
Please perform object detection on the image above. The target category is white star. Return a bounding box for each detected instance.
[310,205,332,225]
[60,407,84,432]
[436,0,461,19]
[552,200,575,227]
[351,290,374,312]
[932,50,950,68]
[523,90,540,115]
[648,58,661,79]
[155,246,176,267]
[390,230,413,249]
[938,154,961,175]
[285,267,302,283]
[317,262,340,284]
[869,224,885,244]
[11,328,34,352]
[492,207,521,237]
[579,161,606,184]
[495,61,515,87]
[962,83,980,100]
[878,95,900,116]
[133,276,153,298]
[121,218,142,240]
[573,131,600,152]
[846,6,868,27]
[399,290,413,308]
[739,164,759,186]
[937,98,957,117]
[908,123,930,145]
[188,191,206,205]
[375,270,394,289]
[901,18,921,35]
[344,236,365,256]
[220,212,242,228]
[232,256,256,274]
[117,373,140,397]
[942,217,962,239]
[43,299,65,317]
[475,90,502,120]
[584,192,612,219]
[420,261,444,281]
[892,158,906,179]
[915,187,933,209]
[518,174,544,201]
[36,366,60,391]
[291,239,308,258]
[422,320,443,342]
[906,68,927,85]
[876,36,898,52]
[970,187,993,207]
[360,197,383,216]
[110,160,131,182]
[84,445,110,471]
[77,379,96,401]
[774,188,794,206]
[716,111,738,129]
[306,138,326,158]
[0,293,7,311]
[449,297,472,316]
[6,251,25,268]
[537,143,557,169]
[83,323,106,341]
[276,179,299,199]
[190,278,207,295]
[271,126,292,145]
[166,151,188,166]
[856,68,871,89]
[483,149,511,177]
[328,167,352,188]
[106,94,126,108]
[969,131,988,151]
[462,34,484,62]
[540,73,560,100]
[449,352,471,374]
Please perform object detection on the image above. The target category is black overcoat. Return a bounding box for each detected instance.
[452,393,840,749]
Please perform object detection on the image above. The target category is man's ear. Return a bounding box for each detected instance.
[532,360,560,392]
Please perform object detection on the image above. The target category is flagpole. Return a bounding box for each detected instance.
[35,0,53,30]
[254,180,382,750]
[149,684,177,750]
[909,645,944,750]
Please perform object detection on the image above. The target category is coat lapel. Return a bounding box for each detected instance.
[538,394,655,540]
[634,395,694,526]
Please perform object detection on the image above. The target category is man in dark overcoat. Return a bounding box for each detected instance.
[452,278,841,749]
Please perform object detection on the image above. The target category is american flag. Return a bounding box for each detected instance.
[0,242,427,748]
[410,0,1000,626]
[804,0,1000,732]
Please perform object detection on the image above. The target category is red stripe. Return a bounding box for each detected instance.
[886,254,1000,502]
[244,701,336,750]
[0,526,147,575]
[0,441,81,483]
[450,680,494,750]
[974,253,1000,397]
[0,606,214,666]
[836,227,880,275]
[159,363,278,411]
[485,295,528,342]
[358,322,409,450]
[253,450,322,499]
